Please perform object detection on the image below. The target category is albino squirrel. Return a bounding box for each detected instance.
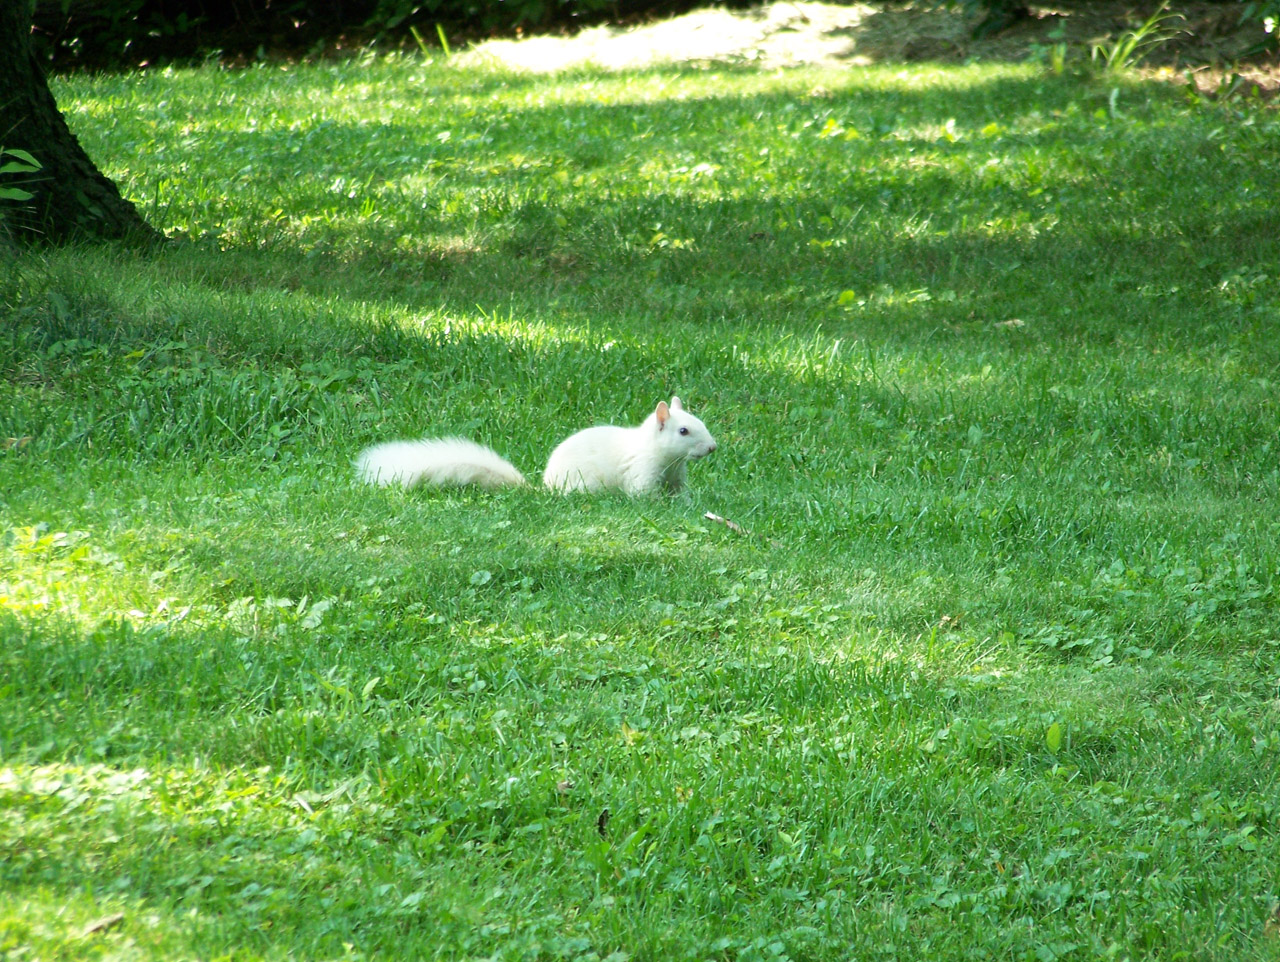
[356,396,717,496]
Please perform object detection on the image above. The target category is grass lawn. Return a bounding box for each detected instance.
[2,36,1280,961]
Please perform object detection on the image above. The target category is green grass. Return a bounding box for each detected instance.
[2,46,1280,961]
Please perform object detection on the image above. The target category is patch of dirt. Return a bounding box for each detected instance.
[460,1,1279,93]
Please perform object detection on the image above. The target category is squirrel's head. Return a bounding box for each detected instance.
[654,396,717,460]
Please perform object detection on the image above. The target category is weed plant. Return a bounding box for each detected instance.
[1090,1,1188,75]
[2,49,1280,961]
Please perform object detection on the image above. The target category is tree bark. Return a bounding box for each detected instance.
[0,1,158,244]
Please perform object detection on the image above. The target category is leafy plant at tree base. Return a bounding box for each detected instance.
[0,148,42,202]
[0,148,43,240]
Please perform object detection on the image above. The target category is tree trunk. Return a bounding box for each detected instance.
[0,2,158,244]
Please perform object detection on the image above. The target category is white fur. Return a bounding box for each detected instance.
[355,397,716,496]
[542,397,716,495]
[355,437,527,489]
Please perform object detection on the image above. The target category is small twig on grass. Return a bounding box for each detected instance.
[704,511,783,549]
[705,511,749,536]
[82,913,126,937]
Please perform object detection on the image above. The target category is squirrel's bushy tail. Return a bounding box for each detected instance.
[355,437,527,489]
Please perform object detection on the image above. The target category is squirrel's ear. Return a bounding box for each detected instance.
[670,396,683,411]
[655,401,671,428]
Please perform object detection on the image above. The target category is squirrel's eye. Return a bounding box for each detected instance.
[679,427,690,435]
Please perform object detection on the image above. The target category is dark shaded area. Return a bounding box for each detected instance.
[30,0,747,70]
[31,0,1279,71]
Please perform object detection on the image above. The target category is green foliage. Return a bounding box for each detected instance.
[1090,1,1188,74]
[1240,0,1280,52]
[0,149,43,244]
[0,148,42,204]
[1242,0,1280,22]
[4,50,1280,961]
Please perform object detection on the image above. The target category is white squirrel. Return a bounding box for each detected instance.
[356,396,717,496]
